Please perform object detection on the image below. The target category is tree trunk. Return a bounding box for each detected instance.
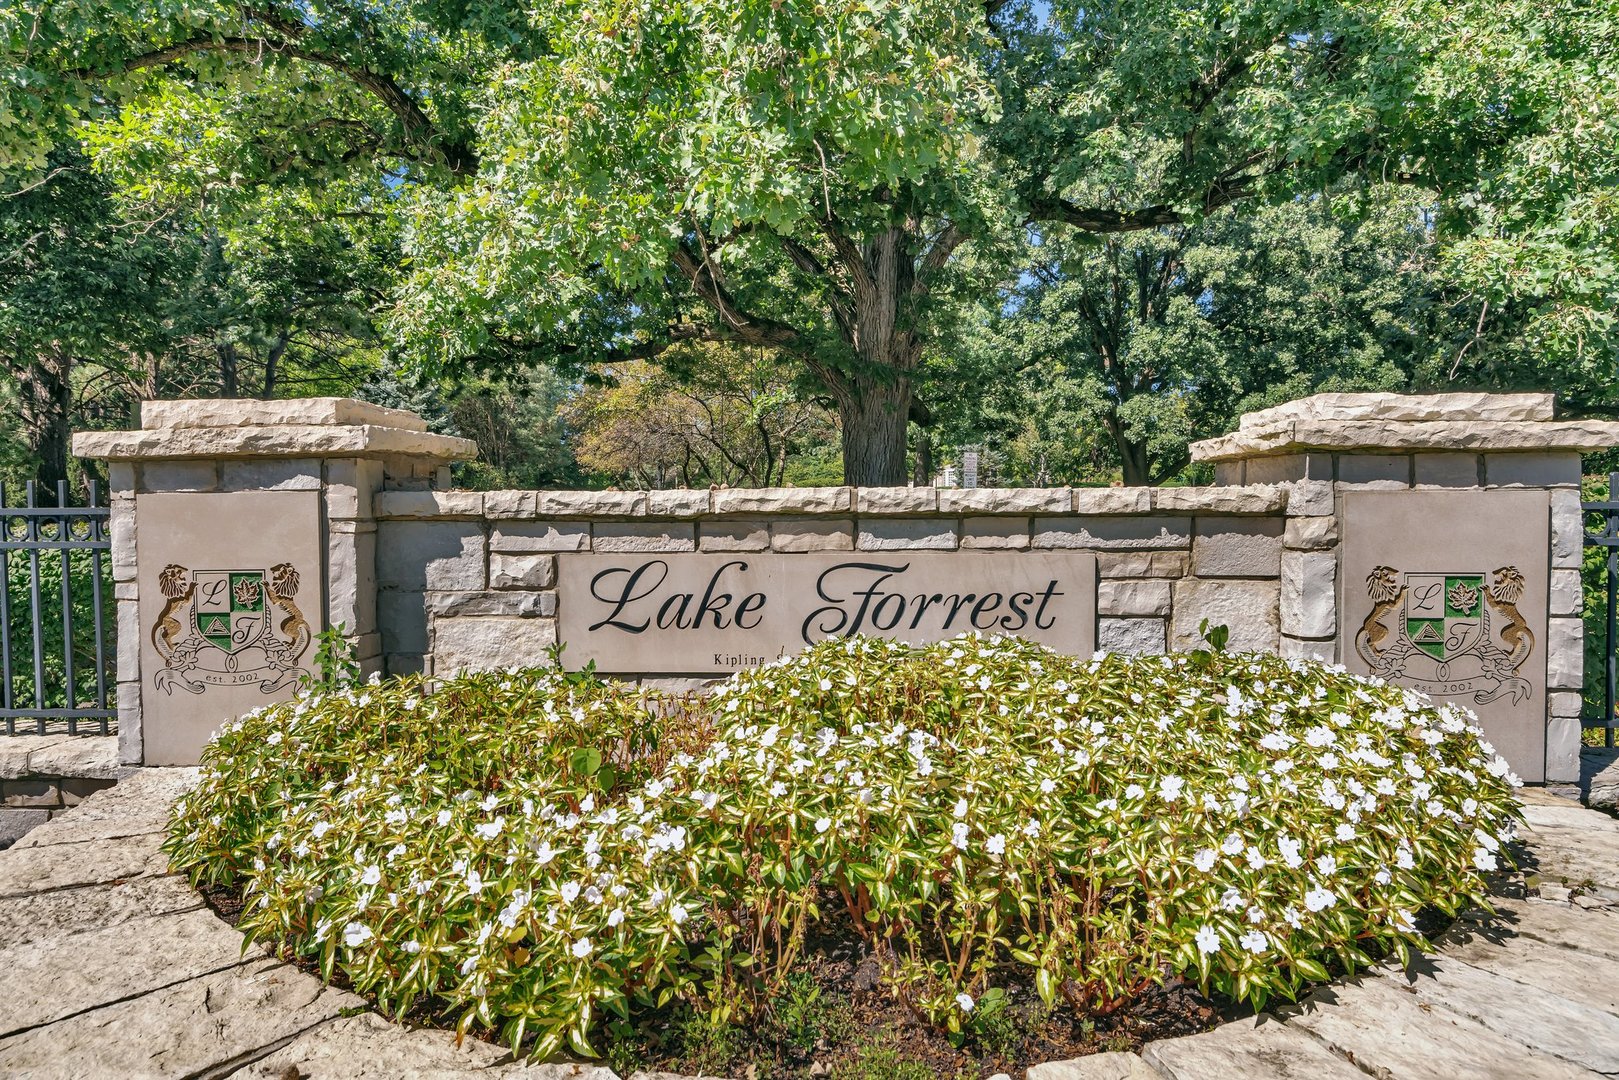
[839,377,911,486]
[18,347,75,496]
[1103,411,1154,486]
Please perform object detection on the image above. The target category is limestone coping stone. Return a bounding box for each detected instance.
[1191,418,1619,463]
[139,397,428,432]
[1237,392,1554,428]
[73,422,477,463]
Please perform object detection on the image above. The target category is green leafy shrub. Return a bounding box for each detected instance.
[166,634,1521,1061]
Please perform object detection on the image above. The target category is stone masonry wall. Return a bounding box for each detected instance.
[374,484,1295,681]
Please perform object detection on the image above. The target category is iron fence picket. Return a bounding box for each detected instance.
[1582,472,1619,748]
[0,482,115,735]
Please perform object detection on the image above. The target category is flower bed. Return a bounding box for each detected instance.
[166,634,1521,1071]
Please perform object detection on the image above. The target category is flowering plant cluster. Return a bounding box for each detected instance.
[166,634,1521,1060]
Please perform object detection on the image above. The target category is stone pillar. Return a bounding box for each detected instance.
[73,399,474,766]
[1192,392,1619,784]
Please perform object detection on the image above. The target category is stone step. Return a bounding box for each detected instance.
[1140,1016,1365,1080]
[1383,954,1619,1074]
[0,831,169,900]
[1283,976,1598,1080]
[1459,897,1619,963]
[231,1013,511,1078]
[1518,827,1619,891]
[1438,923,1619,1015]
[11,767,196,849]
[0,958,358,1079]
[0,908,256,1039]
[1026,1050,1165,1079]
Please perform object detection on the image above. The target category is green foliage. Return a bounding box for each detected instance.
[167,634,1521,1061]
[301,625,360,692]
[2,547,113,718]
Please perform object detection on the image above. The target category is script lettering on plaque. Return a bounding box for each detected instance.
[557,551,1097,673]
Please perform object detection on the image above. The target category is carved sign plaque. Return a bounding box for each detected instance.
[137,490,324,765]
[1340,490,1550,781]
[557,551,1098,673]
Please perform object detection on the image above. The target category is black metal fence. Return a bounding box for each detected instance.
[0,482,115,735]
[1584,472,1619,748]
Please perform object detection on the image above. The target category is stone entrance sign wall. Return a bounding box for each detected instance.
[556,551,1098,673]
[136,491,325,765]
[76,391,1619,782]
[1339,490,1550,780]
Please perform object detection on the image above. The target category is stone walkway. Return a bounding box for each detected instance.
[1,775,1616,1080]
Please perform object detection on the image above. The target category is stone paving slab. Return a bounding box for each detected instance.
[0,873,202,949]
[12,765,197,847]
[0,907,256,1038]
[0,830,170,898]
[1385,952,1619,1075]
[1026,1050,1162,1078]
[1459,897,1619,962]
[1140,1016,1366,1080]
[235,1013,510,1077]
[0,957,362,1079]
[1284,976,1599,1080]
[1438,921,1619,1014]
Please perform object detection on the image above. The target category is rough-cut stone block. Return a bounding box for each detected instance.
[699,520,770,552]
[771,518,855,552]
[1025,1051,1160,1080]
[219,458,322,492]
[433,616,558,674]
[110,505,136,583]
[1098,580,1171,617]
[107,462,135,495]
[1191,517,1283,578]
[1551,489,1582,569]
[1546,617,1583,690]
[377,591,428,654]
[1034,516,1191,550]
[647,489,711,517]
[1072,488,1151,514]
[489,553,556,590]
[386,653,424,677]
[1097,551,1188,578]
[118,688,141,767]
[1281,635,1336,662]
[961,516,1031,550]
[939,488,1068,514]
[857,518,958,550]
[1098,618,1167,655]
[1240,391,1555,427]
[1283,514,1337,550]
[1214,462,1244,486]
[1550,691,1583,718]
[236,1013,507,1079]
[1486,452,1583,489]
[1281,550,1336,639]
[536,490,648,516]
[1414,452,1482,488]
[141,396,429,431]
[327,525,377,636]
[1171,579,1280,653]
[426,591,551,618]
[1550,569,1582,617]
[372,489,483,519]
[0,833,169,901]
[714,487,852,515]
[482,489,537,518]
[376,522,485,590]
[490,521,590,553]
[0,809,49,848]
[592,521,696,552]
[1142,1015,1366,1080]
[0,958,363,1079]
[323,457,383,520]
[1155,486,1286,514]
[21,737,119,781]
[1547,716,1581,784]
[1289,480,1334,516]
[858,487,938,513]
[1336,453,1411,484]
[1192,417,1619,463]
[77,423,475,465]
[0,737,71,780]
[1244,453,1334,484]
[138,460,218,492]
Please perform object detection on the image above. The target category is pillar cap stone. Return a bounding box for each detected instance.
[73,397,476,463]
[1191,393,1619,463]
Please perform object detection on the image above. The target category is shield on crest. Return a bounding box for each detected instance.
[1403,572,1484,662]
[191,570,269,655]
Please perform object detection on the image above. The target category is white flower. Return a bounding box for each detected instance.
[986,834,1006,856]
[1304,887,1336,912]
[1221,833,1244,856]
[769,781,788,798]
[1315,854,1337,876]
[1220,887,1244,912]
[465,869,484,895]
[955,992,975,1013]
[571,937,593,959]
[1393,909,1417,933]
[1040,778,1057,795]
[1193,848,1217,873]
[670,903,690,925]
[954,798,969,818]
[1125,783,1146,800]
[1335,824,1356,842]
[1472,847,1498,872]
[1159,775,1185,802]
[436,809,452,827]
[360,864,381,887]
[475,817,504,841]
[312,821,332,839]
[561,881,581,904]
[1244,846,1267,871]
[401,940,421,954]
[1239,930,1268,954]
[1195,925,1220,955]
[607,908,625,928]
[342,922,373,948]
[951,822,970,850]
[1023,819,1042,838]
[815,817,832,834]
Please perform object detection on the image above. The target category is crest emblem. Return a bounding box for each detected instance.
[1355,565,1534,705]
[150,562,312,696]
